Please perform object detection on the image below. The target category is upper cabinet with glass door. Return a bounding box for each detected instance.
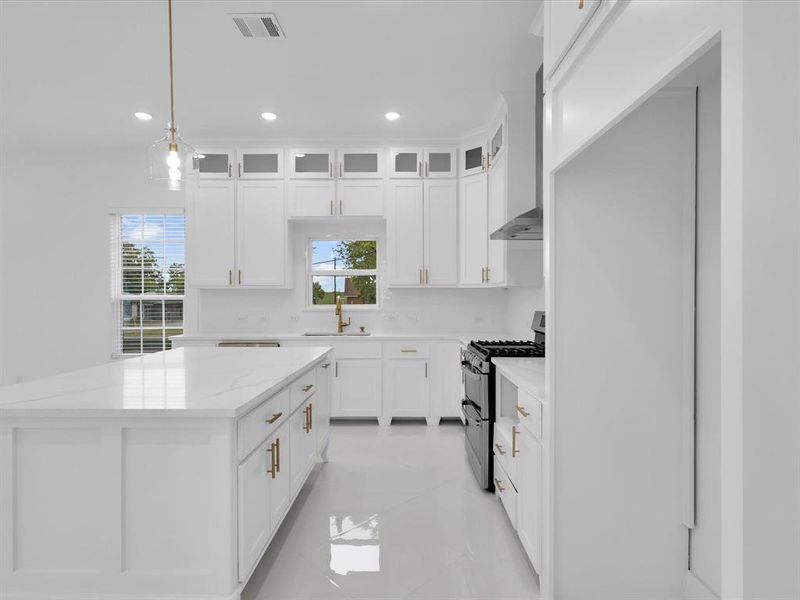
[338,148,384,179]
[237,148,284,179]
[488,115,506,168]
[197,149,235,179]
[288,148,335,179]
[389,147,456,179]
[460,137,488,177]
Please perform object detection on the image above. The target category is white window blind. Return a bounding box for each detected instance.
[111,213,185,355]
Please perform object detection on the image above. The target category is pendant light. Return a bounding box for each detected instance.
[148,0,195,191]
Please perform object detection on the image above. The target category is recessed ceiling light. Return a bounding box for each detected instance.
[384,111,400,121]
[295,153,306,158]
[134,112,152,121]
[261,112,278,121]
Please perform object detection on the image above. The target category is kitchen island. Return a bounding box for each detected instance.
[0,346,333,600]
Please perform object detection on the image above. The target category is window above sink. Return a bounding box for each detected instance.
[308,239,378,309]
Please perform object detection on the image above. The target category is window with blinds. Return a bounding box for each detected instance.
[111,213,185,355]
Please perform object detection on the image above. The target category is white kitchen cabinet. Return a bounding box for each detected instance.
[288,180,336,217]
[517,427,543,573]
[389,147,457,179]
[424,180,458,286]
[545,0,602,79]
[460,137,488,177]
[423,147,457,178]
[430,341,463,421]
[315,361,333,453]
[267,427,291,534]
[337,179,384,217]
[387,179,457,287]
[338,148,384,178]
[189,180,236,287]
[388,147,423,178]
[236,180,287,287]
[459,173,489,285]
[333,359,382,418]
[486,152,507,286]
[290,398,316,497]
[237,438,271,580]
[238,148,284,179]
[288,148,335,179]
[197,148,235,179]
[387,181,425,285]
[384,359,429,421]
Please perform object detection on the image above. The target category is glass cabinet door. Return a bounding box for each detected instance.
[388,148,422,178]
[238,148,283,179]
[197,149,234,179]
[490,119,504,164]
[288,149,334,179]
[460,139,487,177]
[339,149,383,179]
[423,147,456,178]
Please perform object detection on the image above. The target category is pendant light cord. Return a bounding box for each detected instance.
[168,0,176,143]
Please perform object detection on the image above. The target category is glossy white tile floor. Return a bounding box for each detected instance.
[242,421,540,600]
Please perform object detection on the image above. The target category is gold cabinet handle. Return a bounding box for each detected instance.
[238,162,242,177]
[340,200,343,214]
[265,411,283,424]
[330,199,334,215]
[495,443,506,456]
[339,162,343,177]
[401,349,417,353]
[303,405,311,433]
[578,0,585,7]
[228,162,232,177]
[329,162,333,177]
[494,478,506,493]
[481,267,485,283]
[302,384,314,392]
[418,160,422,177]
[486,267,491,283]
[322,362,331,369]
[419,268,423,285]
[425,362,428,378]
[238,269,242,285]
[425,161,429,177]
[275,437,281,473]
[512,425,520,457]
[335,362,338,377]
[228,270,233,285]
[267,441,277,479]
[516,405,530,418]
[426,269,429,284]
[309,403,313,430]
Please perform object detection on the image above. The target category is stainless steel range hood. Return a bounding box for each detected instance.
[490,207,542,240]
[491,64,544,241]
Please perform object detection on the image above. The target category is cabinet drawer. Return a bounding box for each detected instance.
[290,368,317,412]
[333,341,382,359]
[494,455,517,529]
[384,341,430,359]
[517,389,543,439]
[238,388,290,461]
[493,419,519,488]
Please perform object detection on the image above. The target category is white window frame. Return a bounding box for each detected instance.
[110,208,185,357]
[306,237,379,310]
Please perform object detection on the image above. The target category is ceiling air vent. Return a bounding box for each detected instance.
[229,13,285,39]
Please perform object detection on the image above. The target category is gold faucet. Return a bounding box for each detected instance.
[335,296,351,334]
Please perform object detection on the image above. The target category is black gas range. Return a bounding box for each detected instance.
[461,312,545,491]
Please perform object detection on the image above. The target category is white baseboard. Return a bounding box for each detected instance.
[687,570,719,600]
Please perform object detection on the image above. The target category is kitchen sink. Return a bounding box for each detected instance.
[302,332,371,337]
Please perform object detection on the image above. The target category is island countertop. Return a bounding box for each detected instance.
[0,346,332,418]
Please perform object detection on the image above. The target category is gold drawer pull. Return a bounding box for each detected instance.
[401,349,417,353]
[303,406,311,433]
[322,363,331,368]
[267,441,277,479]
[516,405,531,418]
[265,412,283,424]
[495,443,506,456]
[578,0,585,8]
[494,478,505,493]
[275,437,281,473]
[512,425,520,457]
[302,384,314,392]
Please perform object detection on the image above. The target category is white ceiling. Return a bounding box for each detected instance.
[0,0,542,148]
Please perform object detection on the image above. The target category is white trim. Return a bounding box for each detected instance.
[686,570,719,600]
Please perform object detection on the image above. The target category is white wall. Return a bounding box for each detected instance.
[192,220,512,335]
[0,147,186,385]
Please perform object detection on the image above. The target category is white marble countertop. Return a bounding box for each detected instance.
[172,332,522,347]
[0,347,332,418]
[492,357,546,401]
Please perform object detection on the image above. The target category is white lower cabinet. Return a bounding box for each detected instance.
[315,360,333,451]
[237,438,272,581]
[290,397,317,497]
[384,359,429,419]
[268,428,292,535]
[333,359,382,417]
[517,427,543,573]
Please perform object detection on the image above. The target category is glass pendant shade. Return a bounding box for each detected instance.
[148,128,196,192]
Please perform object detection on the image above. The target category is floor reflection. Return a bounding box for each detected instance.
[329,515,380,575]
